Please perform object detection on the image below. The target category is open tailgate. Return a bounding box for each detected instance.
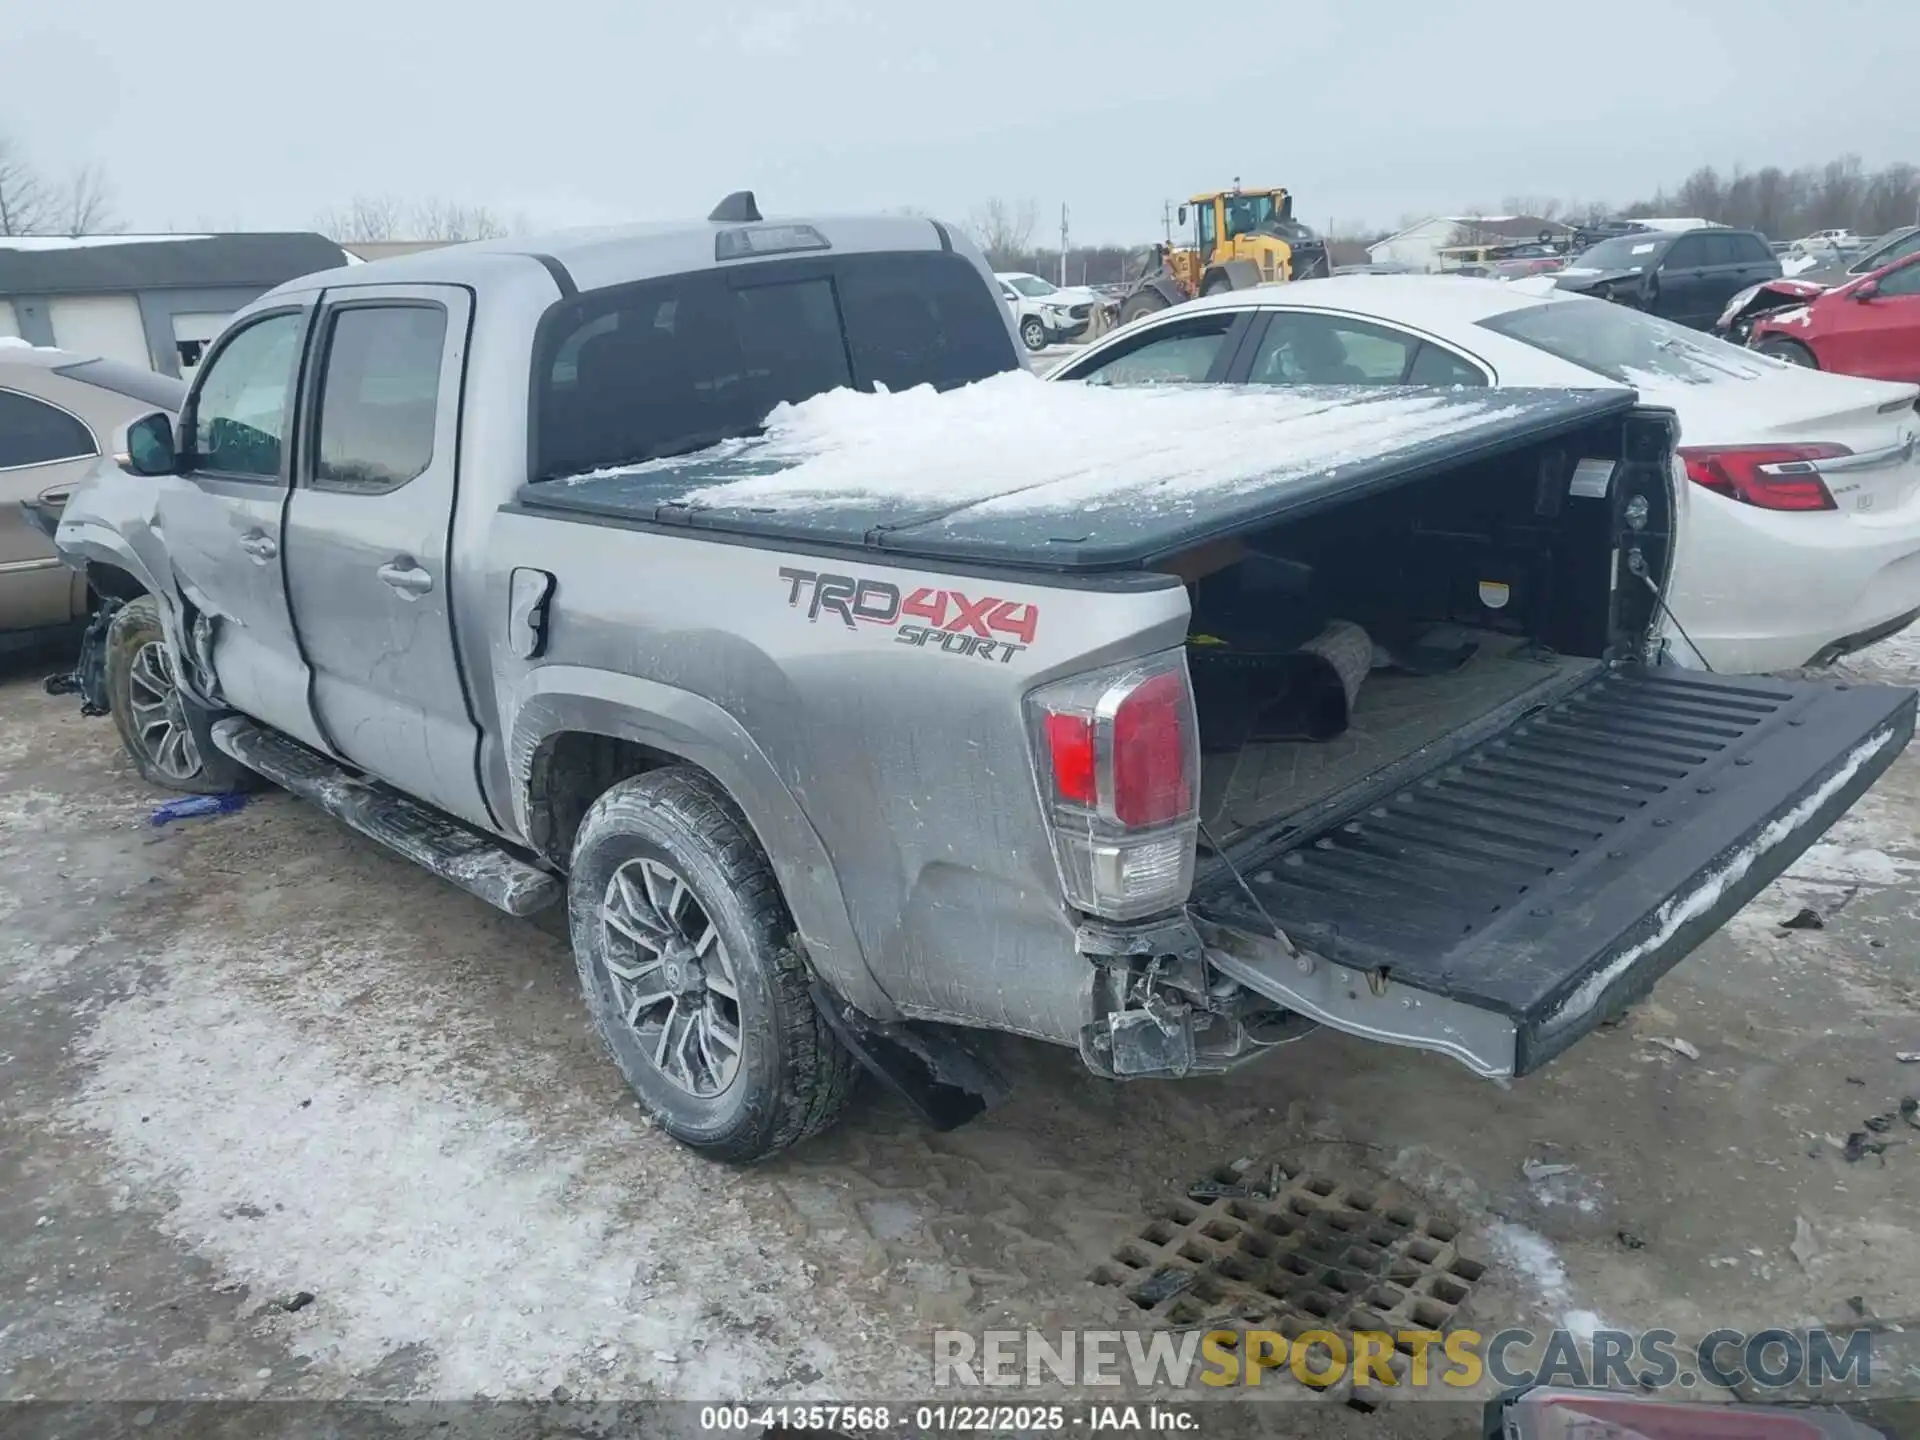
[1194,667,1915,1076]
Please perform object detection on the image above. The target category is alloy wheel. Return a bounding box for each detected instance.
[126,641,203,783]
[598,856,742,1096]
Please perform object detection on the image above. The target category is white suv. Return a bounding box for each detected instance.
[995,271,1105,351]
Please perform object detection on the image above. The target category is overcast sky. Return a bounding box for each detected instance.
[4,0,1916,244]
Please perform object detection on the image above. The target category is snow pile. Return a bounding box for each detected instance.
[592,371,1523,518]
[1488,1222,1606,1341]
[0,233,212,251]
[71,929,848,1398]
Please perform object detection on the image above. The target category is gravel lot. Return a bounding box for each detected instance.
[5,633,1920,1432]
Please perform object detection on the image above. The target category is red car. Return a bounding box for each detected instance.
[1749,250,1920,382]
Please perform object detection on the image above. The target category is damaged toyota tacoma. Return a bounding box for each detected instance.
[46,196,1917,1160]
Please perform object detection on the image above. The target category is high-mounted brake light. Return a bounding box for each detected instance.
[1027,653,1200,922]
[714,223,831,261]
[1679,443,1850,512]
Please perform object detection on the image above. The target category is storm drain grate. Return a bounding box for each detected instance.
[1093,1161,1486,1363]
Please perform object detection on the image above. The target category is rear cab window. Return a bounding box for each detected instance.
[532,251,1015,480]
[1478,299,1772,386]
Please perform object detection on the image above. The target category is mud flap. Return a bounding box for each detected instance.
[1194,668,1916,1076]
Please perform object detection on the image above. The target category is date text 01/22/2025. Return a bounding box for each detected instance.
[698,1404,1199,1432]
[778,566,1041,665]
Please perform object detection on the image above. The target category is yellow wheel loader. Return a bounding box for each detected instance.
[1118,185,1331,324]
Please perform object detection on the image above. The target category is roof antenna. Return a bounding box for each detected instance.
[709,191,762,223]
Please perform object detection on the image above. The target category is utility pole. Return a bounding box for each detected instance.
[1059,202,1069,287]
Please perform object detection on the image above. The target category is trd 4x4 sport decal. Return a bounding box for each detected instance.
[777,566,1039,664]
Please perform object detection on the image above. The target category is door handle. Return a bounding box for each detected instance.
[377,558,434,599]
[238,531,277,562]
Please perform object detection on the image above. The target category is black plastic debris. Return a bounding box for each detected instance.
[1616,1229,1646,1250]
[1901,1096,1919,1129]
[1865,1115,1893,1133]
[1842,1131,1888,1163]
[283,1291,315,1313]
[1131,1267,1196,1306]
[1781,907,1826,930]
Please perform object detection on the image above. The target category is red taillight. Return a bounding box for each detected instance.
[1111,670,1193,826]
[1043,711,1096,807]
[1679,443,1850,511]
[1026,654,1200,922]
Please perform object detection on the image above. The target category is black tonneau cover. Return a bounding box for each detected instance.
[516,386,1636,573]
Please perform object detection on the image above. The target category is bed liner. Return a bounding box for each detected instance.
[1193,666,1916,1073]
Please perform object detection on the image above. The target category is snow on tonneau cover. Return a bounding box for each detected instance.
[521,371,1633,570]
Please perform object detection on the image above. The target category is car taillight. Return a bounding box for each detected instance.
[1679,443,1850,511]
[1027,653,1200,921]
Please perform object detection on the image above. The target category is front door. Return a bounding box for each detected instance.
[1654,234,1711,326]
[1825,258,1920,383]
[156,305,327,750]
[280,285,491,829]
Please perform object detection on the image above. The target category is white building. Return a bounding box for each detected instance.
[0,233,347,379]
[1367,215,1573,272]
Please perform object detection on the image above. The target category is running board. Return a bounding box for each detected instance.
[208,717,563,917]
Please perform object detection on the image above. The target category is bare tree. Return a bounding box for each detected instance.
[964,197,1039,268]
[318,195,509,243]
[56,163,119,236]
[0,132,50,236]
[317,194,406,243]
[410,199,507,241]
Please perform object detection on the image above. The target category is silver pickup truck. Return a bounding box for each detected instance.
[48,195,1917,1161]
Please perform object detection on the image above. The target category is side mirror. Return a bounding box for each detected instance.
[117,412,179,477]
[1850,280,1879,302]
[1177,205,1188,225]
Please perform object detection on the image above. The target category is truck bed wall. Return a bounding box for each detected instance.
[487,511,1191,1038]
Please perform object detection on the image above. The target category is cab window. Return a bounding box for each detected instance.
[1061,314,1238,386]
[187,312,305,480]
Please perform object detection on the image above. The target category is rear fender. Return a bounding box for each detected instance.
[505,665,893,1019]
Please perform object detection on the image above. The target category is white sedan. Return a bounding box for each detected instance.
[1049,276,1920,674]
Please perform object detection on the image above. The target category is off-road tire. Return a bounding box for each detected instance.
[1020,315,1049,352]
[104,596,248,794]
[1119,287,1172,325]
[1757,336,1819,369]
[567,767,858,1161]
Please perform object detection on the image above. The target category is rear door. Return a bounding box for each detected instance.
[156,305,328,750]
[0,385,95,629]
[1827,257,1920,383]
[280,284,491,829]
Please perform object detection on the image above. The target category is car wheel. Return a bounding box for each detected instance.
[104,596,248,795]
[567,766,859,1161]
[1020,316,1049,352]
[1757,337,1818,369]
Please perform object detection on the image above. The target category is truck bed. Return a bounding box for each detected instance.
[513,382,1636,573]
[1201,634,1599,843]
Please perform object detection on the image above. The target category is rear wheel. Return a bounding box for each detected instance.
[104,596,247,794]
[1019,315,1049,352]
[567,767,858,1161]
[1757,336,1819,369]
